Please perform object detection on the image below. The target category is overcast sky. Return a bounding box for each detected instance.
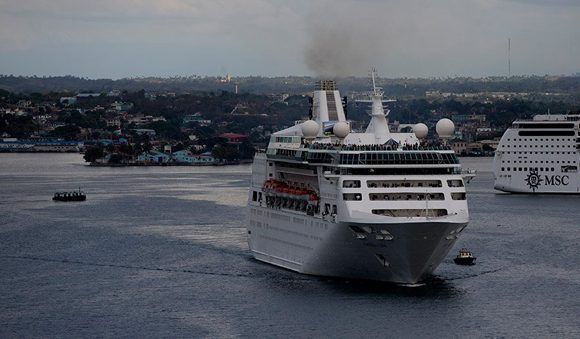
[0,0,578,79]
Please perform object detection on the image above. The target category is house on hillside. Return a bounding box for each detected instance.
[219,133,248,144]
[450,140,468,155]
[112,102,134,112]
[60,97,77,105]
[183,113,211,126]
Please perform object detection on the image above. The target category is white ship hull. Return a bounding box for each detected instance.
[247,78,470,285]
[248,206,466,284]
[494,171,580,194]
[493,114,580,194]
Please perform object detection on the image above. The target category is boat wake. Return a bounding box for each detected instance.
[1,255,255,279]
[443,267,504,281]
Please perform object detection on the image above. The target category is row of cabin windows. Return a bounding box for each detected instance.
[372,209,449,217]
[502,151,576,155]
[342,167,461,175]
[518,130,575,136]
[368,179,443,188]
[502,144,575,149]
[514,123,575,129]
[343,179,463,188]
[501,167,556,172]
[343,192,466,201]
[502,160,576,164]
[307,152,333,163]
[506,138,575,142]
[502,166,578,173]
[275,149,298,157]
[371,193,444,201]
[274,136,300,143]
[339,152,459,165]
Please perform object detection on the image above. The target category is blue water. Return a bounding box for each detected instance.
[0,154,578,337]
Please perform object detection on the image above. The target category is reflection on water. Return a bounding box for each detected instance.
[318,276,464,298]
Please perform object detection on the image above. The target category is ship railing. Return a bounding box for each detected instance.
[307,143,453,152]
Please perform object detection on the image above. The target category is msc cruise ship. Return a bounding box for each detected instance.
[247,76,469,285]
[493,114,580,194]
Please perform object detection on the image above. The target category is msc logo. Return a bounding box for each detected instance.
[525,170,542,192]
[545,175,570,186]
[525,169,569,192]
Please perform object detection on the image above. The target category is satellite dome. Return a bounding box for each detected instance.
[436,118,455,138]
[301,120,319,138]
[413,123,428,139]
[333,121,350,138]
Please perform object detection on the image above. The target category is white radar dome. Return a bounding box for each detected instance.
[301,120,319,138]
[333,121,350,138]
[436,118,455,138]
[413,123,428,139]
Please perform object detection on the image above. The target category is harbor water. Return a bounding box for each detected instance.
[0,153,578,337]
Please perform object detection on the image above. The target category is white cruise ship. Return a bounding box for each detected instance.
[493,114,580,194]
[247,77,469,285]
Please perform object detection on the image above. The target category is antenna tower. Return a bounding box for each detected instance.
[508,38,511,77]
[369,68,383,97]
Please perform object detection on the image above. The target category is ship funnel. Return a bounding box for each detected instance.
[311,80,347,136]
[315,80,337,91]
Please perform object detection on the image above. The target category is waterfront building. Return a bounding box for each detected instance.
[137,151,171,164]
[172,150,216,165]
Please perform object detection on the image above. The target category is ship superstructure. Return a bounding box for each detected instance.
[493,114,580,194]
[247,76,469,284]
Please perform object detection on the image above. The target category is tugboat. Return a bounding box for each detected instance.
[454,248,476,265]
[53,189,86,202]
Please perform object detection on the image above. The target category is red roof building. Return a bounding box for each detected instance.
[219,133,248,144]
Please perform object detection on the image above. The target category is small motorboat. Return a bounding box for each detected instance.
[53,189,86,202]
[454,248,476,265]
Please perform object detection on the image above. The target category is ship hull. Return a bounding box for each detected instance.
[248,206,465,284]
[494,175,580,194]
[492,113,580,195]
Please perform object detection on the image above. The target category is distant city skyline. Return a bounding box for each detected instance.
[0,0,579,79]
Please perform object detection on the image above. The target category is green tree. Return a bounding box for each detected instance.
[0,115,36,138]
[173,142,185,152]
[239,140,255,159]
[105,143,115,153]
[212,144,239,161]
[83,146,104,163]
[49,125,80,140]
[108,153,124,164]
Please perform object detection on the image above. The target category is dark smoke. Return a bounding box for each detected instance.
[303,5,384,78]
